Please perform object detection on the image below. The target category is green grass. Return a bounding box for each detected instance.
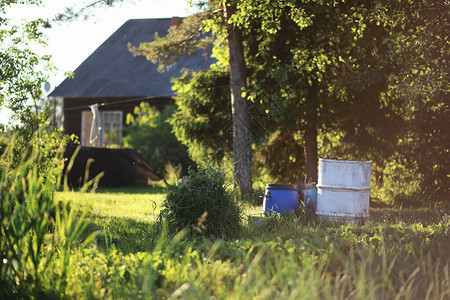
[55,187,165,254]
[41,187,450,299]
[56,186,165,222]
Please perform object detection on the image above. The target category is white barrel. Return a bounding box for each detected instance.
[316,159,371,222]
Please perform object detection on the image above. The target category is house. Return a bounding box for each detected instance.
[49,17,214,147]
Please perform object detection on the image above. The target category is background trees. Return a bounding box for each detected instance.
[0,0,71,177]
[70,0,447,202]
[170,69,232,164]
[0,0,52,130]
[131,0,448,202]
[374,0,449,203]
[123,102,195,180]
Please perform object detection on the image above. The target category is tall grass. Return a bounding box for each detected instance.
[51,214,449,299]
[46,185,450,300]
[0,137,97,298]
[0,135,59,297]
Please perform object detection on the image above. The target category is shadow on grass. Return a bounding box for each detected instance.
[64,186,167,195]
[370,206,450,225]
[83,214,162,254]
[93,186,167,195]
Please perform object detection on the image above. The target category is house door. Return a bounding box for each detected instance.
[81,110,123,147]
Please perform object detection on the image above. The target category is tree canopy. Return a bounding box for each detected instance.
[124,0,449,201]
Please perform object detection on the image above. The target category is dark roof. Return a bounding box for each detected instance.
[50,18,214,99]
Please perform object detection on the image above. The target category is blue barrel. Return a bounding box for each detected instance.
[297,183,317,213]
[263,184,300,216]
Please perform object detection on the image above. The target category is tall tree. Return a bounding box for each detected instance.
[130,2,254,195]
[235,0,397,183]
[238,0,448,201]
[222,0,253,194]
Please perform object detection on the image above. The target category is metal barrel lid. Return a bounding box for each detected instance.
[265,184,298,190]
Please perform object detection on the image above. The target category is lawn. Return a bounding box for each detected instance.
[57,186,166,222]
[48,187,450,299]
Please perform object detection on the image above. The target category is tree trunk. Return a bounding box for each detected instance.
[304,123,318,183]
[304,82,318,183]
[223,1,253,195]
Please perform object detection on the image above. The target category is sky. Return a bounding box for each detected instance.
[1,0,197,124]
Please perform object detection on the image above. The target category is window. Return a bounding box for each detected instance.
[102,111,123,146]
[81,110,123,147]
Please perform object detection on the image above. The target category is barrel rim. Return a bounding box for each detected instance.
[317,184,371,191]
[265,184,298,190]
[319,158,372,165]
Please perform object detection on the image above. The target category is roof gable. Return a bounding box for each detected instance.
[50,18,214,99]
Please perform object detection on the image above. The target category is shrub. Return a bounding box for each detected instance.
[160,166,243,239]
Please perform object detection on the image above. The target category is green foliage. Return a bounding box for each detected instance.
[0,0,53,126]
[170,69,233,164]
[312,0,449,203]
[123,102,195,179]
[0,141,57,297]
[169,0,448,202]
[386,0,449,202]
[129,12,215,71]
[37,184,450,299]
[0,134,95,298]
[55,202,99,293]
[371,159,424,207]
[33,185,450,299]
[235,0,406,183]
[161,166,243,239]
[122,0,448,202]
[254,130,306,183]
[0,116,75,189]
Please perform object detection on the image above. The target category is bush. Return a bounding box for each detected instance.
[160,166,243,239]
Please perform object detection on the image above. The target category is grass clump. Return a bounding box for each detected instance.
[161,166,243,240]
[0,135,98,299]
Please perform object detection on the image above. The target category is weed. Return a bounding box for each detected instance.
[161,166,244,240]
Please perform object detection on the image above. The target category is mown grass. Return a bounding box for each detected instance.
[55,187,165,254]
[47,187,450,299]
[57,186,165,221]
